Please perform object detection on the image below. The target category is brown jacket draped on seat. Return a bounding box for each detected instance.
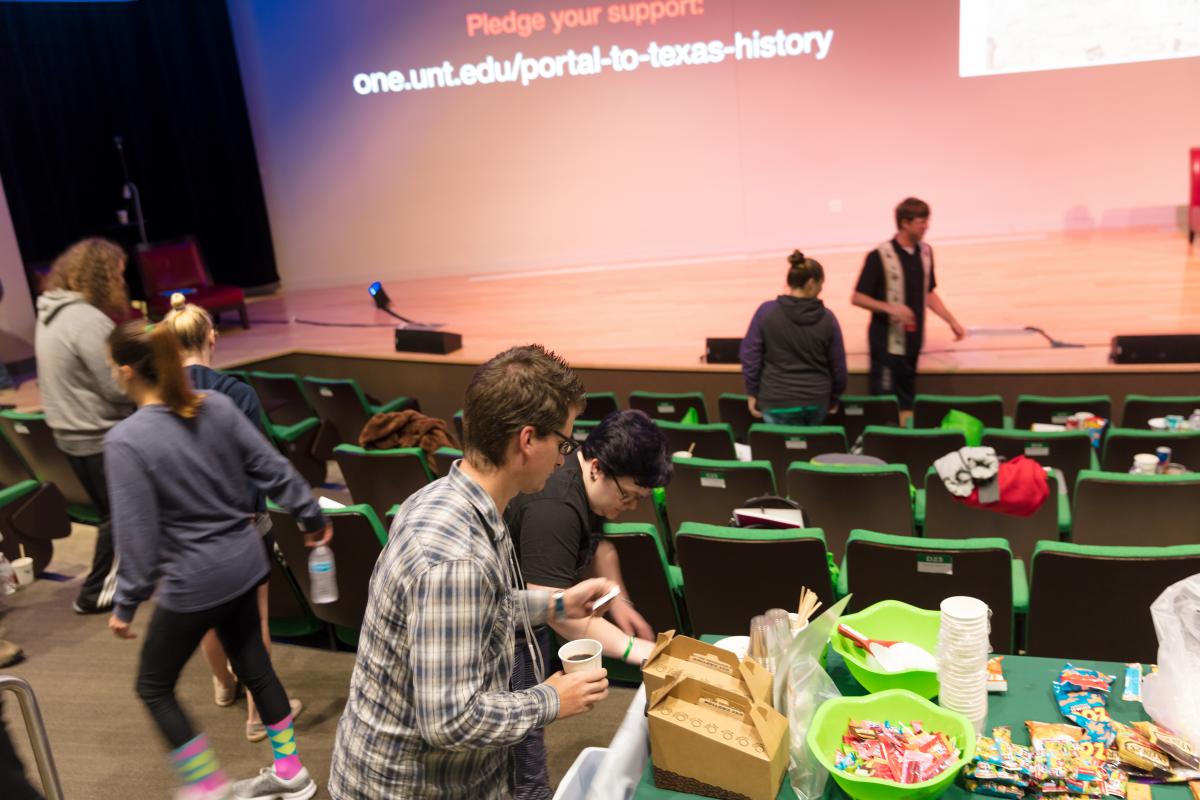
[358,410,460,473]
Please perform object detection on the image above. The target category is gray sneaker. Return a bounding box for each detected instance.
[231,766,316,800]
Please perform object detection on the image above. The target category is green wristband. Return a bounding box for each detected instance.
[622,635,635,661]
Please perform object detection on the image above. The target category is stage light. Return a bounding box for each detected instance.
[368,281,392,309]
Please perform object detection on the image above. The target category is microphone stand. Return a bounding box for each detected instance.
[114,136,148,246]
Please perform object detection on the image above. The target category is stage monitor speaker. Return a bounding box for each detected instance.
[1110,333,1200,364]
[395,327,462,355]
[705,337,742,364]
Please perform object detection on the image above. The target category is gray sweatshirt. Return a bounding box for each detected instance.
[34,289,134,455]
[106,391,325,623]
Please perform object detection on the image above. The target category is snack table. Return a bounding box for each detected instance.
[611,641,1191,799]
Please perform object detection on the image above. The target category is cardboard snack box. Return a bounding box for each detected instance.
[648,674,789,800]
[642,631,772,703]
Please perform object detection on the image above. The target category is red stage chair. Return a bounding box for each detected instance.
[135,238,248,327]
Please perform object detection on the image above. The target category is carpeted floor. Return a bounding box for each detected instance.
[1,523,635,799]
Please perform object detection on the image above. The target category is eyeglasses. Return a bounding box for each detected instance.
[598,459,651,506]
[551,429,580,456]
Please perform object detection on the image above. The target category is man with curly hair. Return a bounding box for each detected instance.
[34,237,134,614]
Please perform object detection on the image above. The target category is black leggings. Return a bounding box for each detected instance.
[136,586,290,749]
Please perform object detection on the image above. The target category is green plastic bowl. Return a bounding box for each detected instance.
[807,689,975,800]
[831,600,941,698]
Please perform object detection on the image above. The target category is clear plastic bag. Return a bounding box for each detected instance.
[1142,574,1200,748]
[772,595,852,800]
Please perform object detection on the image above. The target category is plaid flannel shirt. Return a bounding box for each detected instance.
[329,462,558,799]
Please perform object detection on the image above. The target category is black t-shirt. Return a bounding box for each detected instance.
[505,455,604,589]
[854,239,937,359]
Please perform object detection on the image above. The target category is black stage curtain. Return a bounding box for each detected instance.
[0,0,279,295]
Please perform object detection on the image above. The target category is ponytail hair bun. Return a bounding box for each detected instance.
[785,249,825,290]
[163,293,214,353]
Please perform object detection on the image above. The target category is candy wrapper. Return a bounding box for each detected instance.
[963,777,1025,798]
[1115,730,1172,777]
[1058,664,1116,694]
[1131,721,1200,771]
[988,656,1008,693]
[1122,664,1143,703]
[1054,665,1119,745]
[833,719,960,785]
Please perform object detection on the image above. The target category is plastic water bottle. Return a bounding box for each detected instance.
[308,545,338,604]
[0,554,15,595]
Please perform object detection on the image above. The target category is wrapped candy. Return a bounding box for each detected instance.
[1122,664,1143,703]
[1058,664,1116,694]
[833,719,960,785]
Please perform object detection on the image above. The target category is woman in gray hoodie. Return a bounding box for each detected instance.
[34,238,134,614]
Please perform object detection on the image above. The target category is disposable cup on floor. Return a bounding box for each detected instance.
[940,596,989,621]
[558,639,603,673]
[12,557,33,588]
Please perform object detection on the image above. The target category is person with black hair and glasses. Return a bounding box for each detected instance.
[741,249,848,426]
[505,409,673,799]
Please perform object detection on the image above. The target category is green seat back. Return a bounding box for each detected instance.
[913,394,1005,429]
[628,391,708,424]
[843,529,1018,653]
[1072,470,1200,547]
[786,462,913,561]
[675,522,831,636]
[861,425,966,480]
[1028,541,1200,662]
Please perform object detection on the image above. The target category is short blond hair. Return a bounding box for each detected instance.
[163,292,214,353]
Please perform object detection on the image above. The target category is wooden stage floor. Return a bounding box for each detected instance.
[209,227,1200,375]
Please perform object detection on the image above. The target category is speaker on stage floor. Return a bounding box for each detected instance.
[395,327,462,355]
[1110,333,1200,364]
[705,337,742,364]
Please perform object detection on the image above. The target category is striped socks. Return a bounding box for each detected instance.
[266,714,302,780]
[171,733,227,794]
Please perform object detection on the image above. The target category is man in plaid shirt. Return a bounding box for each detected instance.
[329,345,614,798]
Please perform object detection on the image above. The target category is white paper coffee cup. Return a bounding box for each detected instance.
[12,557,34,588]
[558,638,602,673]
[673,450,693,460]
[1133,454,1158,474]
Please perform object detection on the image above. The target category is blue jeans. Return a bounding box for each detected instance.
[763,406,826,426]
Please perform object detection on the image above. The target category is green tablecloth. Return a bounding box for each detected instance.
[634,641,1190,799]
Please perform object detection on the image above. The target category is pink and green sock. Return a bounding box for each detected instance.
[171,733,227,793]
[266,714,303,780]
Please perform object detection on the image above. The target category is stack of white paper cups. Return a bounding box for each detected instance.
[936,596,991,735]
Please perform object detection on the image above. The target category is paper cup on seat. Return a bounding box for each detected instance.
[12,557,34,588]
[558,639,603,673]
[1133,454,1158,474]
